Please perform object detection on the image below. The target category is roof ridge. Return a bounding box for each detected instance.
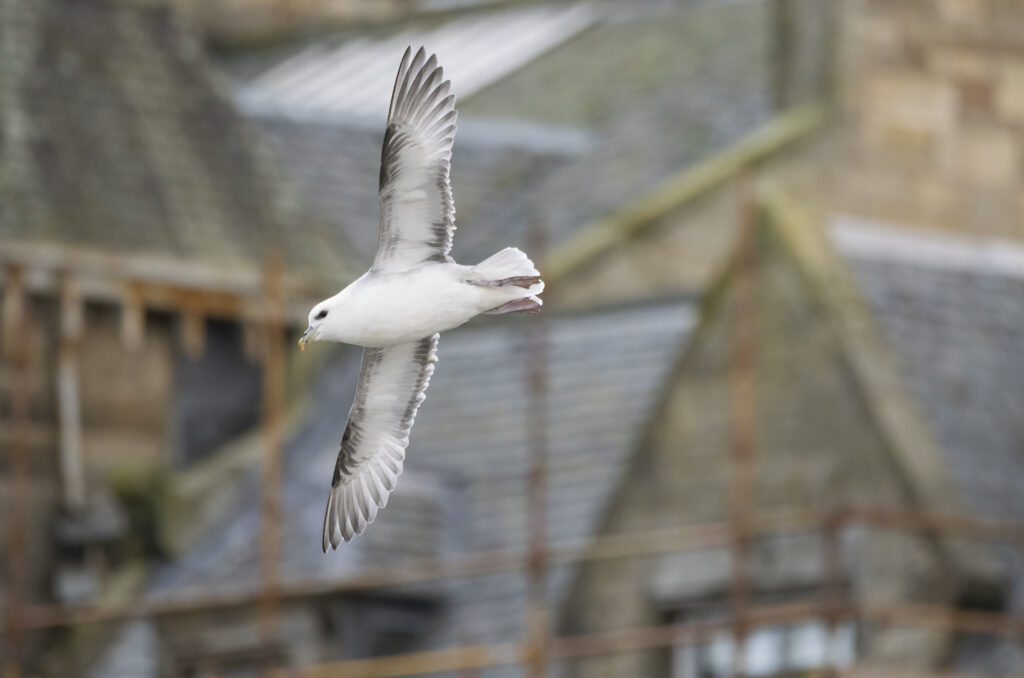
[832,215,1024,281]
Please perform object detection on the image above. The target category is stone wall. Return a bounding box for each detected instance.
[561,225,945,676]
[836,0,1024,237]
[80,308,175,487]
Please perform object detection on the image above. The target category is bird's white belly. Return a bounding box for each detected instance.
[338,266,484,347]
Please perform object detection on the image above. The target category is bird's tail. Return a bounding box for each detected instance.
[471,248,545,314]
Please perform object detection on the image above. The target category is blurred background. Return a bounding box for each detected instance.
[2,0,1024,676]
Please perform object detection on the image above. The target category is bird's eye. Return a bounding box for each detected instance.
[315,310,328,320]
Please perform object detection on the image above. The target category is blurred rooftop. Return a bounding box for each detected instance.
[4,0,1024,676]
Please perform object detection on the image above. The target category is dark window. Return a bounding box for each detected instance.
[172,320,261,466]
[321,595,441,660]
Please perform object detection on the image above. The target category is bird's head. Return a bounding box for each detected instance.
[298,298,339,350]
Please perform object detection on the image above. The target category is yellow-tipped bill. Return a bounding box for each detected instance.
[298,326,315,351]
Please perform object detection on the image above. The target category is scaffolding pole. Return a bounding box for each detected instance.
[56,273,86,512]
[259,255,286,662]
[729,184,758,677]
[823,509,844,676]
[2,265,29,678]
[524,215,550,678]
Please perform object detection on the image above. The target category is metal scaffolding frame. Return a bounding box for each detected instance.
[3,192,1024,678]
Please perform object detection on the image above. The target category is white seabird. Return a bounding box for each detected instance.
[299,46,545,550]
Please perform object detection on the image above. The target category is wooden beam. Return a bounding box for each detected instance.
[0,242,263,296]
[0,241,324,326]
[0,421,57,448]
[0,367,45,394]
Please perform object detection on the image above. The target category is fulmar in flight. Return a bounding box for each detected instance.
[299,47,545,550]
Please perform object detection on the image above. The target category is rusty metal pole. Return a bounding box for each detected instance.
[822,510,843,677]
[259,254,286,664]
[729,186,758,677]
[57,273,86,512]
[524,215,550,678]
[1018,537,1024,663]
[2,265,29,678]
[457,653,482,678]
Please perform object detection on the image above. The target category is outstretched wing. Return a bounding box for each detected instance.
[373,46,457,272]
[323,335,439,550]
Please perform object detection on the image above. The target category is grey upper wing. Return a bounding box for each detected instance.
[373,46,457,272]
[322,334,439,550]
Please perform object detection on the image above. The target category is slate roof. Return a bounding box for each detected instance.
[833,218,1024,673]
[0,0,348,286]
[834,218,1024,524]
[148,299,695,652]
[460,0,770,128]
[228,0,773,268]
[461,0,774,247]
[250,114,586,266]
[235,3,598,118]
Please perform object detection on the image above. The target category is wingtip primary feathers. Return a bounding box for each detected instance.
[388,46,457,133]
[322,449,404,550]
[386,46,413,122]
[322,336,439,552]
[321,431,421,550]
[374,46,459,271]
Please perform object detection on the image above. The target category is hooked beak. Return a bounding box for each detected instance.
[298,326,316,351]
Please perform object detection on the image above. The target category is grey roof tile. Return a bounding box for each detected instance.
[461,0,774,247]
[0,0,349,285]
[231,0,774,269]
[250,114,579,267]
[151,300,695,654]
[842,253,1024,524]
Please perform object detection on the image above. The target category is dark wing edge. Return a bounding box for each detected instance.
[374,46,457,271]
[322,334,439,550]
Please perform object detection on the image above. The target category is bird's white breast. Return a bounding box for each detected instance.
[332,264,482,347]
